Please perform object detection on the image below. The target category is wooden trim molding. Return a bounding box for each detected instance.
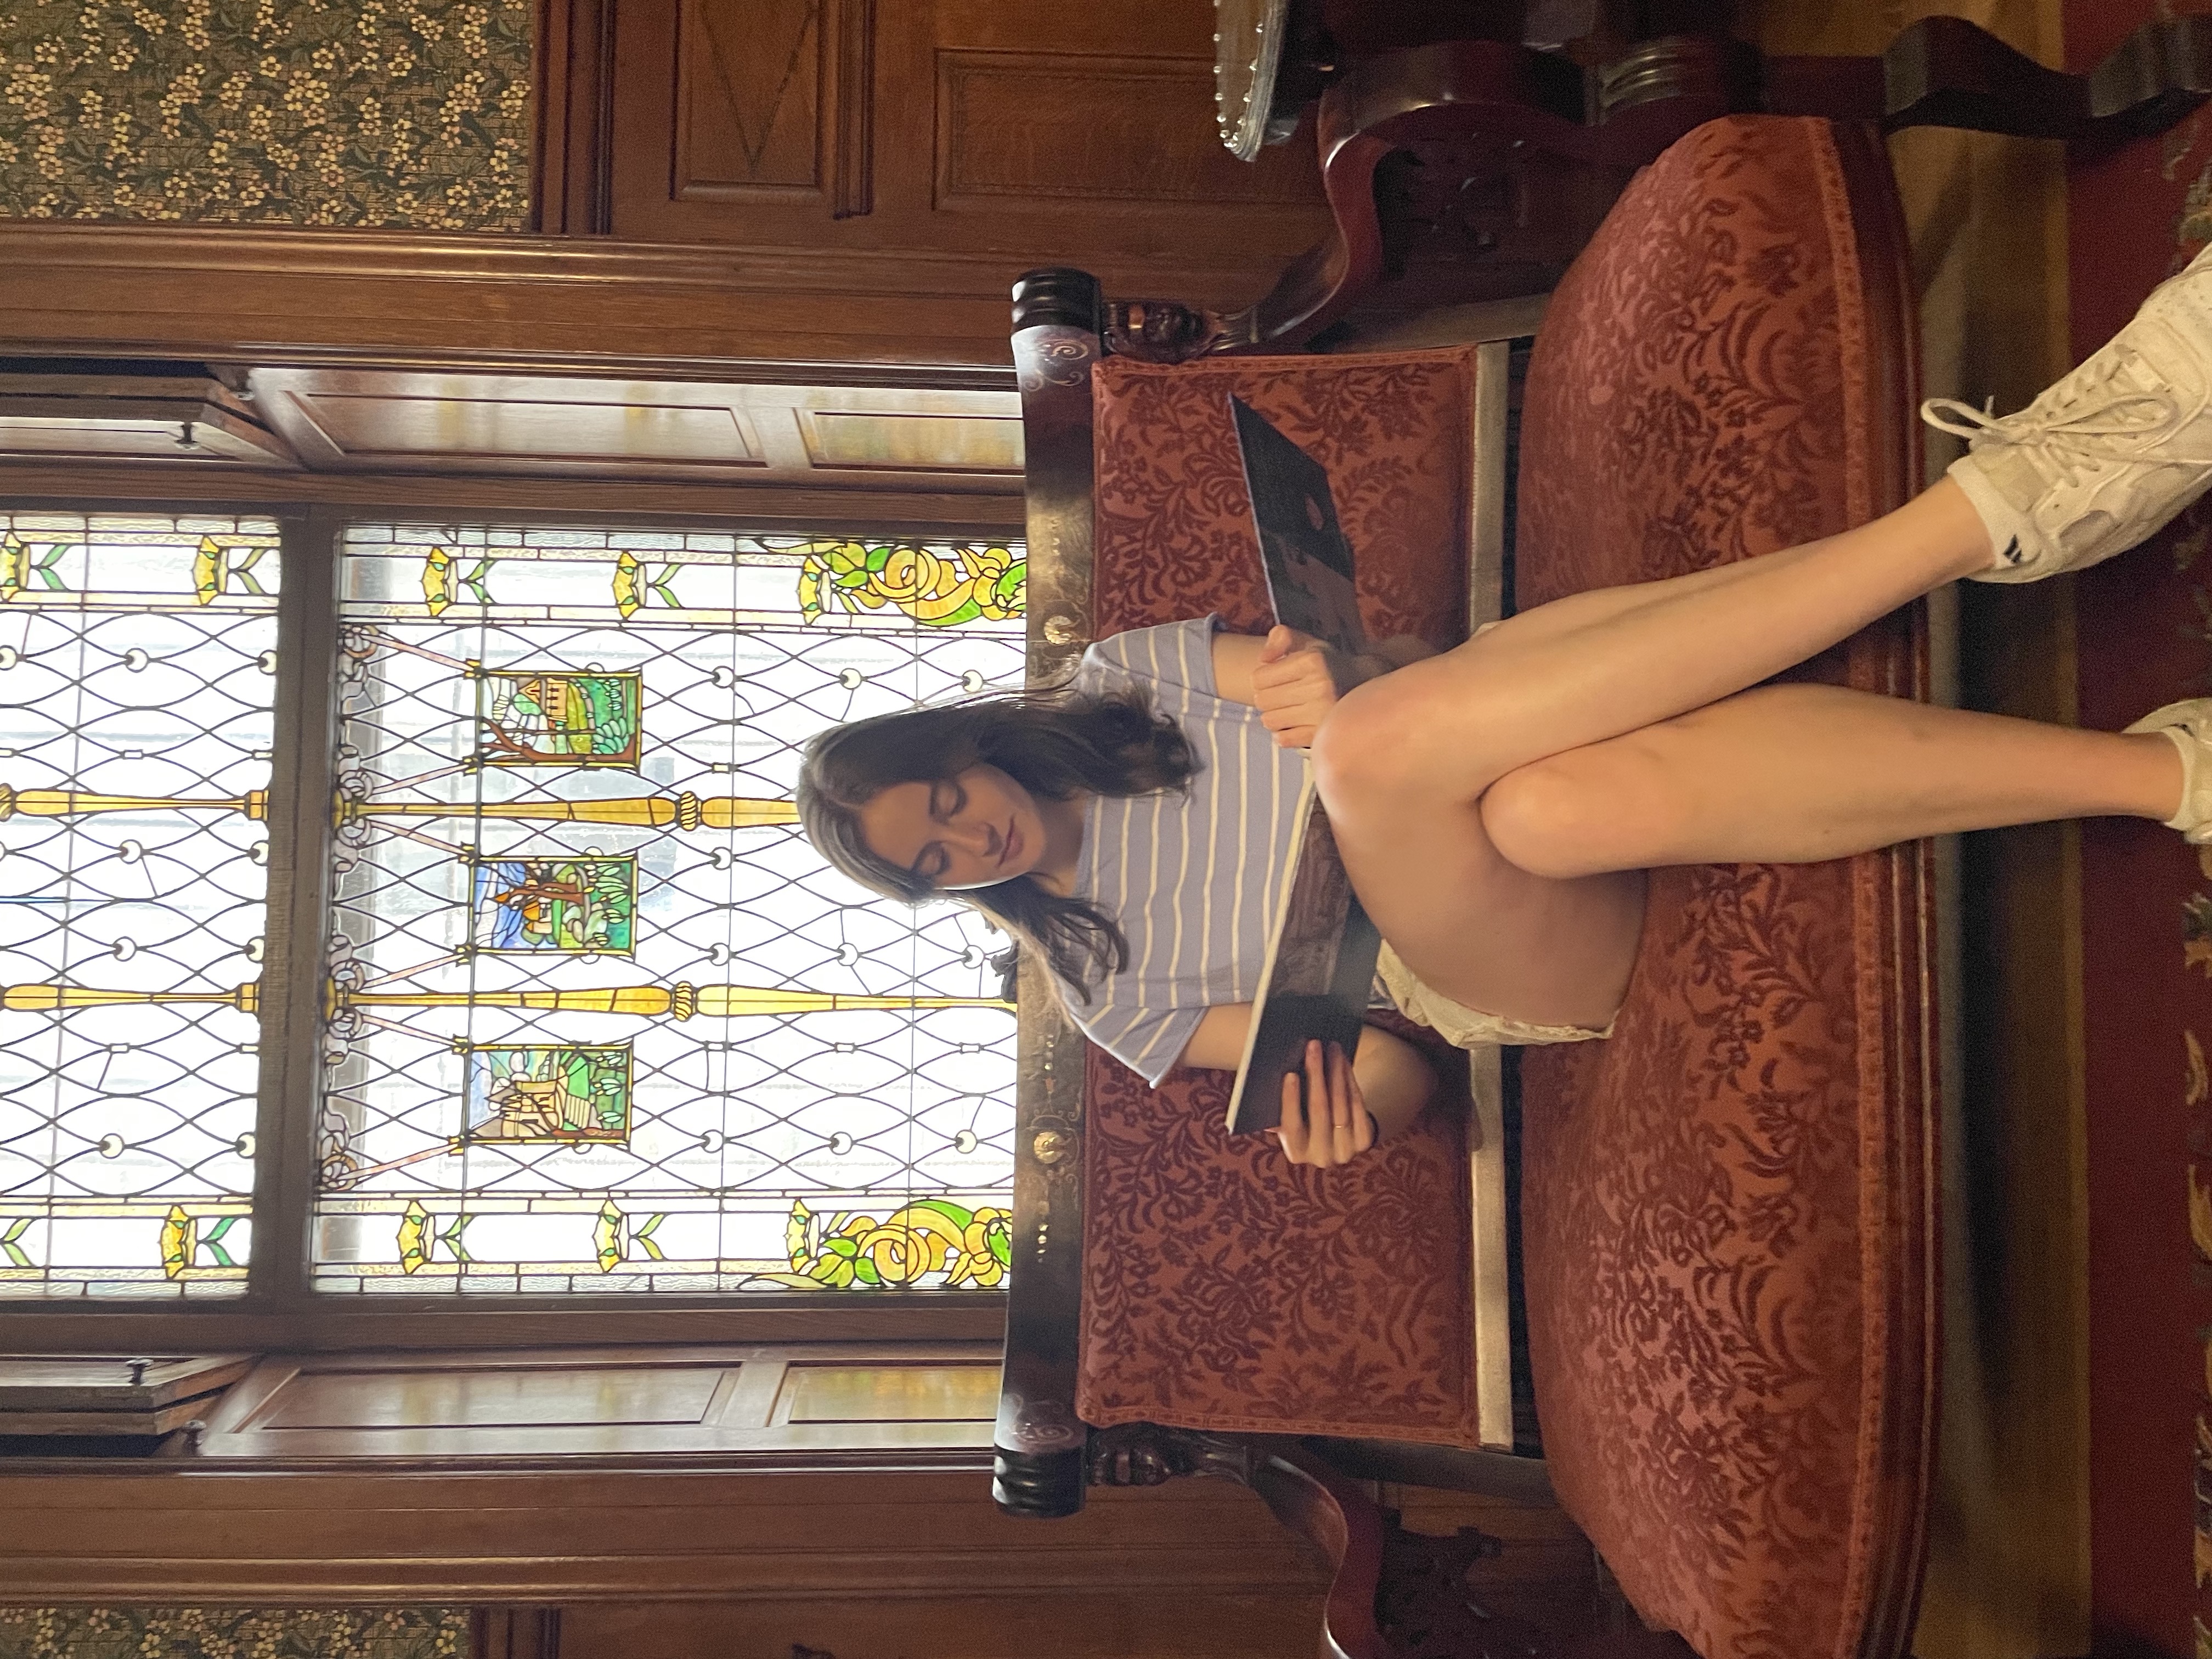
[0,223,1302,369]
[472,1609,562,1659]
[0,1463,1336,1605]
[0,466,1025,535]
[533,0,616,235]
[830,0,876,220]
[0,1297,1006,1356]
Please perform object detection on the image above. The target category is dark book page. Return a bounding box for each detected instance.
[1226,784,1383,1135]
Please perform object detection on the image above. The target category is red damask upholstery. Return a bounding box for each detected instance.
[1515,117,1932,1659]
[1078,348,1489,1446]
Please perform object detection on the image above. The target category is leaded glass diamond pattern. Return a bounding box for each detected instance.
[315,527,1023,1293]
[0,514,279,1298]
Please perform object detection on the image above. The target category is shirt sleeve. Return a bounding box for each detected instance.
[1063,994,1205,1090]
[1083,616,1223,699]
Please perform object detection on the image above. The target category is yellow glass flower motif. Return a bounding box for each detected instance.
[796,539,1026,627]
[421,547,453,616]
[397,1198,431,1274]
[780,1196,1007,1289]
[594,1199,623,1272]
[159,1204,195,1279]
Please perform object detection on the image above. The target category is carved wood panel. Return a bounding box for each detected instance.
[245,369,1023,489]
[597,0,1332,308]
[191,1344,1001,1457]
[674,0,874,217]
[676,0,824,196]
[933,52,1323,210]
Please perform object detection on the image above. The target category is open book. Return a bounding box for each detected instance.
[1223,397,1387,1136]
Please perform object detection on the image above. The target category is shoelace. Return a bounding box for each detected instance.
[1922,358,2212,488]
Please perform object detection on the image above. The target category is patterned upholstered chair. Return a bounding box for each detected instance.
[992,22,2209,1659]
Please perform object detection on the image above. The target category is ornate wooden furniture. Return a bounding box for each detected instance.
[1114,12,2212,362]
[993,20,2206,1659]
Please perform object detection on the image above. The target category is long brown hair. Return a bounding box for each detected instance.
[796,687,1195,996]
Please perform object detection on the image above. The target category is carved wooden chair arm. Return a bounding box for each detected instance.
[1107,15,2212,365]
[991,267,1106,1523]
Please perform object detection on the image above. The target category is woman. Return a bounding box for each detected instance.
[801,253,2212,1169]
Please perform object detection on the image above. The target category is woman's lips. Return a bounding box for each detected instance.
[1001,820,1020,868]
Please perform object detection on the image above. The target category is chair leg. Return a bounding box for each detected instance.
[1088,1424,1599,1659]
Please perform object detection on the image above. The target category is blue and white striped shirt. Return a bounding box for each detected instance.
[1057,616,1308,1085]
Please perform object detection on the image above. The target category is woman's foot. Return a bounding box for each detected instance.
[2126,698,2212,841]
[1923,243,2212,584]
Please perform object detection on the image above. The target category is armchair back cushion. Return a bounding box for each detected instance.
[1076,347,1491,1447]
[1513,116,1932,1659]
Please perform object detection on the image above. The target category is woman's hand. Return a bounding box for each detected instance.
[1250,625,1346,750]
[1269,1039,1378,1168]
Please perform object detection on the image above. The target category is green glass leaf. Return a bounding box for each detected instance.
[909,1198,976,1228]
[200,1214,238,1270]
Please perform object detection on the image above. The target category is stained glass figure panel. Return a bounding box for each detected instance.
[315,527,1024,1293]
[0,513,280,1297]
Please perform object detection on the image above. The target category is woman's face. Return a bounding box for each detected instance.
[855,763,1048,892]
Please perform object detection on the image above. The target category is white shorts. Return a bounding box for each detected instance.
[1375,941,1614,1051]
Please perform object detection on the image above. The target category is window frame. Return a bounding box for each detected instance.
[0,493,1019,1353]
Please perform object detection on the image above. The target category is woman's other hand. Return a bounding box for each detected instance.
[1270,1039,1378,1168]
[1251,625,1344,750]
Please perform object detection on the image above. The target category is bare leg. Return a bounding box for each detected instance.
[1311,477,2012,1032]
[1482,684,2185,878]
[1316,477,1995,800]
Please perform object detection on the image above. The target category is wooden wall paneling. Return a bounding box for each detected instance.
[240,370,1023,490]
[551,1592,1331,1659]
[188,1344,1002,1458]
[0,223,1317,366]
[931,52,1322,212]
[674,0,827,200]
[834,0,876,219]
[533,0,616,235]
[772,1358,1000,1425]
[0,1463,1336,1606]
[672,0,873,215]
[0,1298,1005,1361]
[251,371,769,478]
[786,407,1022,478]
[472,1607,562,1659]
[603,0,1333,294]
[0,463,1026,536]
[0,228,1016,366]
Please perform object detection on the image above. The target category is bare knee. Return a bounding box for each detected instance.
[1311,672,1438,814]
[1481,743,1680,879]
[1312,663,1516,820]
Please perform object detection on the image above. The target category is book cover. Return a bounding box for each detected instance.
[1223,396,1385,1135]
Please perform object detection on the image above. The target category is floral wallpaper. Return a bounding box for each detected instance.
[0,0,533,230]
[0,1607,467,1659]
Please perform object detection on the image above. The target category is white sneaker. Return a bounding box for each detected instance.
[2125,698,2212,841]
[1923,243,2212,584]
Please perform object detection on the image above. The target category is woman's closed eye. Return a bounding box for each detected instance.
[913,781,969,882]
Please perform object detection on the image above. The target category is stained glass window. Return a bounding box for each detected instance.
[0,513,280,1298]
[314,526,1026,1293]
